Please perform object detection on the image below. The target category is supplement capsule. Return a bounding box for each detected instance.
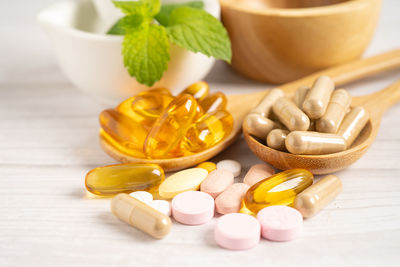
[266,129,290,151]
[184,110,233,153]
[244,113,279,140]
[99,109,148,156]
[293,86,310,108]
[199,91,227,113]
[100,129,145,158]
[240,169,313,215]
[180,81,209,101]
[272,97,310,131]
[286,131,347,155]
[144,94,198,158]
[294,175,342,218]
[250,88,284,117]
[85,163,165,196]
[316,89,352,133]
[196,161,217,173]
[337,106,370,147]
[111,193,171,239]
[303,76,334,119]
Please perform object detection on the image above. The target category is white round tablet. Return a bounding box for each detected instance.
[129,191,153,204]
[149,200,171,216]
[217,160,241,177]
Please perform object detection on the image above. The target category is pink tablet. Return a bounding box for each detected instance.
[214,213,260,250]
[172,191,214,225]
[257,206,303,242]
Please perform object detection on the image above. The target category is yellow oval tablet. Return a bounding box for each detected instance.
[158,168,209,199]
[196,162,217,173]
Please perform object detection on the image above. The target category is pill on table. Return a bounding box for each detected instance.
[214,213,260,250]
[293,86,310,108]
[217,159,242,177]
[286,131,347,155]
[316,89,352,133]
[172,191,215,225]
[250,88,284,117]
[257,206,303,242]
[129,191,153,204]
[111,194,171,239]
[294,175,342,218]
[180,81,209,101]
[244,113,278,140]
[266,129,290,151]
[302,76,334,119]
[337,106,370,147]
[243,163,275,186]
[196,161,217,173]
[215,183,250,214]
[158,168,208,199]
[149,200,171,217]
[272,97,310,131]
[201,169,234,198]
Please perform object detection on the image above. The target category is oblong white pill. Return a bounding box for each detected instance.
[129,191,153,204]
[217,160,241,177]
[149,200,171,217]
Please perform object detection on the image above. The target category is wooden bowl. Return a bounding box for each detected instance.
[220,0,382,84]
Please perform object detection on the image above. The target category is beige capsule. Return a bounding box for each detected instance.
[111,193,171,239]
[266,129,290,151]
[272,97,310,131]
[294,86,310,108]
[316,89,352,133]
[303,76,335,119]
[337,106,370,147]
[250,88,284,117]
[244,113,279,139]
[286,131,347,155]
[294,175,342,218]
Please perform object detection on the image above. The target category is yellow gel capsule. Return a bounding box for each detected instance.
[117,88,174,130]
[199,91,227,113]
[196,162,217,173]
[85,163,165,196]
[180,81,209,101]
[100,129,145,158]
[144,94,198,159]
[184,110,233,153]
[240,169,313,215]
[99,109,148,154]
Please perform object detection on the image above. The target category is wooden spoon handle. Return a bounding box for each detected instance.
[360,80,400,114]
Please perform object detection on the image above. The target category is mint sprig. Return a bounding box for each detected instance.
[108,0,232,86]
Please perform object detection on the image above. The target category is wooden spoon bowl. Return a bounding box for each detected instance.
[101,50,400,172]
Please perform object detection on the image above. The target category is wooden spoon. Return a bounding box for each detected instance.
[101,49,400,172]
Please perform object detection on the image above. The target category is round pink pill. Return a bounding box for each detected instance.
[214,213,260,250]
[257,206,303,242]
[172,191,214,225]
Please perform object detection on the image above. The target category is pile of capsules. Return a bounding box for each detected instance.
[100,81,233,159]
[245,76,370,154]
[85,160,342,250]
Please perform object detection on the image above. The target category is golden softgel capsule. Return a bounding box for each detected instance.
[111,193,171,239]
[85,163,164,196]
[240,169,313,215]
[180,81,209,101]
[199,92,227,113]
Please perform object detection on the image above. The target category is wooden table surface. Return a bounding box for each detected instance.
[1,1,400,266]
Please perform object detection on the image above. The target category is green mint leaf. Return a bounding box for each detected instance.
[112,0,160,17]
[165,7,232,62]
[122,24,170,86]
[107,14,143,35]
[155,1,204,26]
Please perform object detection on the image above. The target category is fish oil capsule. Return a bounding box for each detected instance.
[196,161,217,173]
[100,129,146,158]
[111,194,171,239]
[244,113,279,140]
[294,175,342,218]
[85,163,165,196]
[240,169,313,215]
[316,89,352,133]
[293,86,310,108]
[337,106,369,147]
[250,88,284,117]
[99,109,148,157]
[184,110,233,153]
[286,131,347,155]
[272,97,310,131]
[303,76,334,119]
[180,81,209,101]
[144,94,198,158]
[199,91,227,113]
[266,129,290,151]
